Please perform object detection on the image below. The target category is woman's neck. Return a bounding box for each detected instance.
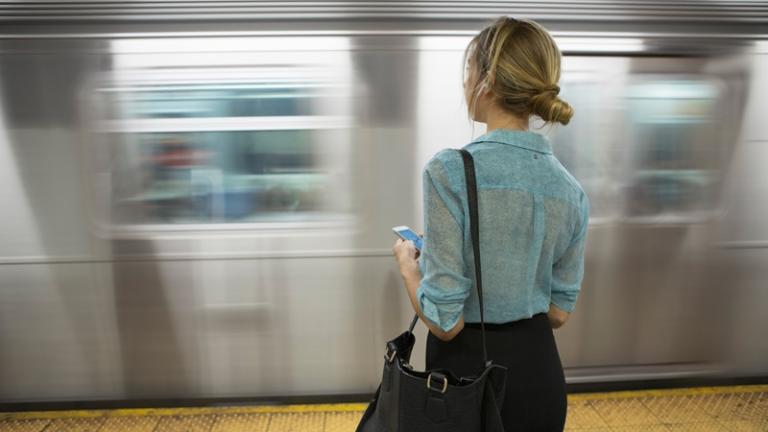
[484,106,529,133]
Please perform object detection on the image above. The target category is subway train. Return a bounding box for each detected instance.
[1,1,768,404]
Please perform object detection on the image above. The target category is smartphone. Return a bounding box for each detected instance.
[392,225,423,251]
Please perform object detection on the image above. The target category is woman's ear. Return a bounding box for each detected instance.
[477,81,495,107]
[477,79,493,99]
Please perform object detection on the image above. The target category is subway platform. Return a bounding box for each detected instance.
[1,385,766,432]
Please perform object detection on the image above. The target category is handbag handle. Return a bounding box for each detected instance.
[459,149,490,368]
[408,150,489,368]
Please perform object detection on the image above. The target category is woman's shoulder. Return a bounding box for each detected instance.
[423,148,467,192]
[425,148,465,175]
[549,157,588,205]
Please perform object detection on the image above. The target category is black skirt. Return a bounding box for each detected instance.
[426,313,567,431]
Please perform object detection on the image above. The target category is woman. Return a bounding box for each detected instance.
[393,17,588,431]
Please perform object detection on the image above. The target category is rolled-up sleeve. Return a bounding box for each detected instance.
[416,156,472,332]
[550,192,590,312]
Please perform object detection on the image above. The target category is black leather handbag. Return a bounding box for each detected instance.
[356,149,507,432]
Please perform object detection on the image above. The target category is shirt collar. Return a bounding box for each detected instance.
[469,129,553,154]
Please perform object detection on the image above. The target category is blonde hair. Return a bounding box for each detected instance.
[464,17,574,125]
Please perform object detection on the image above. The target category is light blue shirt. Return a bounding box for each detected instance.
[417,129,589,332]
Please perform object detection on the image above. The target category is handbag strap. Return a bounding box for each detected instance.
[406,149,490,369]
[459,149,490,368]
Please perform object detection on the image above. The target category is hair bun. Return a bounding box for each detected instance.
[530,88,573,125]
[464,17,574,125]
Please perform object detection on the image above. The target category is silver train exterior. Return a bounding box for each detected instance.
[1,2,767,403]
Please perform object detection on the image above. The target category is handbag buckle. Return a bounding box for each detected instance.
[426,373,448,394]
[385,349,397,363]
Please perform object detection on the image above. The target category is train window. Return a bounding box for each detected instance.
[624,79,721,220]
[547,61,723,224]
[108,129,346,225]
[95,68,352,229]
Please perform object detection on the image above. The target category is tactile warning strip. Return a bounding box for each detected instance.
[0,385,766,431]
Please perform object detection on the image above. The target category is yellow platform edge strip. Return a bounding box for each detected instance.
[567,384,768,401]
[2,384,767,421]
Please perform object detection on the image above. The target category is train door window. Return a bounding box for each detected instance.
[623,79,721,221]
[545,61,725,224]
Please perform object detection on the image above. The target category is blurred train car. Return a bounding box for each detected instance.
[1,1,767,404]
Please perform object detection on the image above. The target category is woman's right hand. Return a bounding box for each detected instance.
[547,303,570,329]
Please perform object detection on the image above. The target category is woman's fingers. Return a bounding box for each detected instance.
[393,238,418,261]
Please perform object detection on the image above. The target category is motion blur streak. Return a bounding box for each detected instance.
[0,89,44,255]
[555,37,646,53]
[0,1,767,405]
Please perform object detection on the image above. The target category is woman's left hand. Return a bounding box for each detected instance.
[392,239,420,275]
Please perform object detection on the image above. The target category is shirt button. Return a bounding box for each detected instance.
[534,154,539,159]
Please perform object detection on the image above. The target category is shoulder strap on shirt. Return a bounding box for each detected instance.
[459,149,490,368]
